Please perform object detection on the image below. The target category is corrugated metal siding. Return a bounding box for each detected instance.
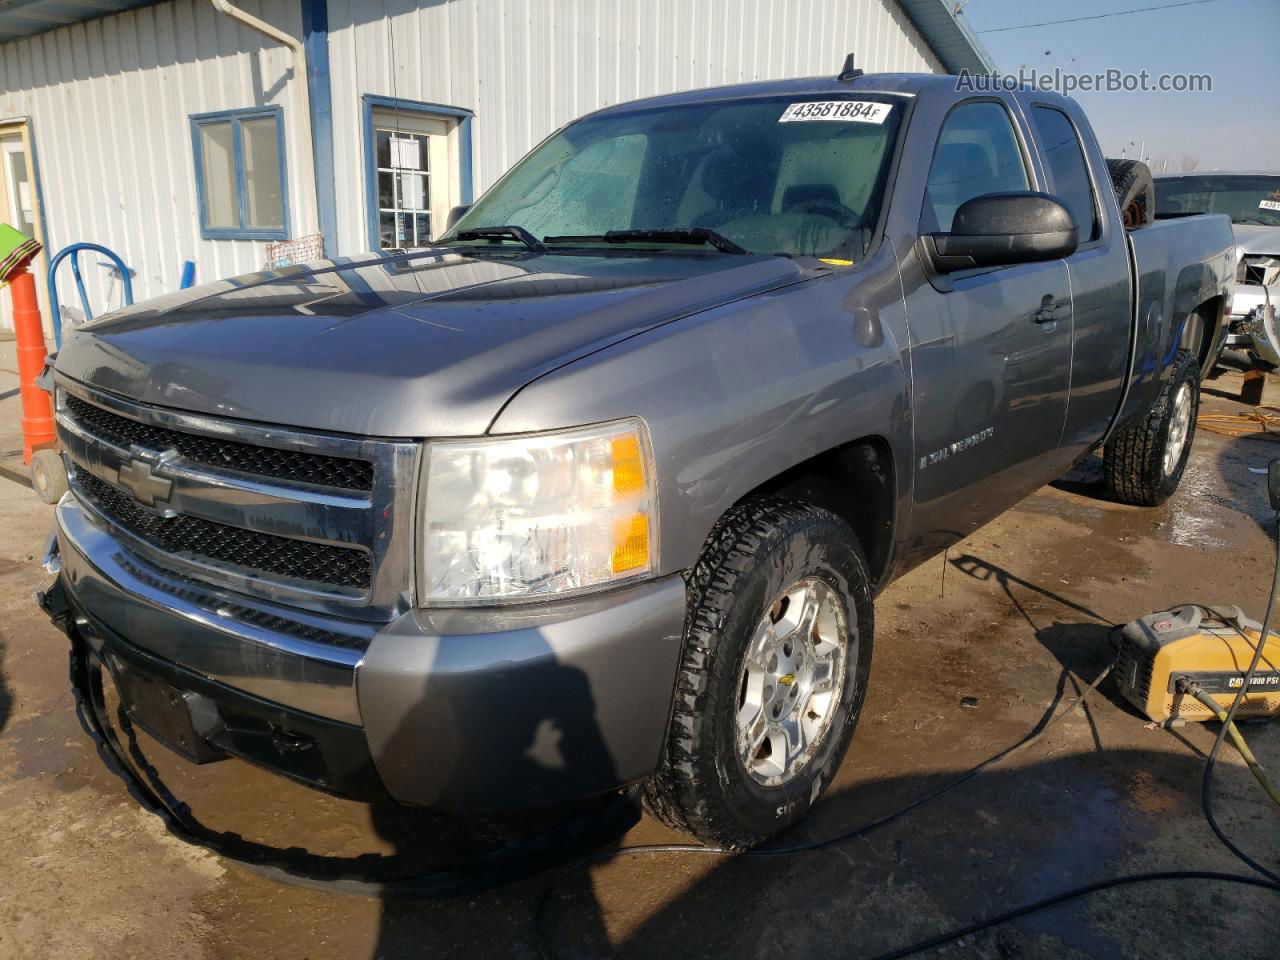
[0,0,309,328]
[328,0,944,255]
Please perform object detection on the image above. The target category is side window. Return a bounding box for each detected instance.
[1030,106,1099,241]
[923,101,1029,233]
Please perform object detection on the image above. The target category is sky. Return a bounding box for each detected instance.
[957,0,1280,173]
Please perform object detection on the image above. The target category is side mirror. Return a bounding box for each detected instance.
[926,192,1078,273]
[445,204,472,231]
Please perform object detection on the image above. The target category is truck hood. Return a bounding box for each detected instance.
[55,248,807,437]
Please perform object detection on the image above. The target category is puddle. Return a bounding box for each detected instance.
[1015,490,1172,545]
[1019,436,1271,551]
[1166,459,1230,548]
[0,711,89,791]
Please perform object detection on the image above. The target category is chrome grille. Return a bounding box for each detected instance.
[76,471,372,589]
[55,378,419,618]
[64,393,374,491]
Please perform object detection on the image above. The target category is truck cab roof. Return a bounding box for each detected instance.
[580,71,1080,120]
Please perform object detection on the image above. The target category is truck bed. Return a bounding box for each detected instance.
[1117,213,1234,428]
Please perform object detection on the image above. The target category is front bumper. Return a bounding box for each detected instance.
[46,496,687,810]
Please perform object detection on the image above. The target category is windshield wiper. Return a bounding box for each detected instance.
[543,228,748,255]
[453,225,546,252]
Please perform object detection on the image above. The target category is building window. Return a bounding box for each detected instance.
[375,123,437,248]
[190,107,288,240]
[362,96,474,251]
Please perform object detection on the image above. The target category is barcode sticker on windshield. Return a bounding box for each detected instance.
[1260,200,1280,212]
[779,101,891,124]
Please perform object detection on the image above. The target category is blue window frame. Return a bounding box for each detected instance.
[190,106,290,241]
[361,94,474,251]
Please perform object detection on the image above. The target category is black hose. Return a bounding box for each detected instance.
[533,658,1119,959]
[1182,685,1280,804]
[1198,519,1280,884]
[533,583,1280,960]
[863,872,1280,960]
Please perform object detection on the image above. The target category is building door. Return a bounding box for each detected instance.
[0,120,47,334]
[371,108,454,250]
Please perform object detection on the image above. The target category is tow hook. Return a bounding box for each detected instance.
[272,727,317,753]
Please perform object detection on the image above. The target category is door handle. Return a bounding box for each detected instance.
[1033,295,1065,325]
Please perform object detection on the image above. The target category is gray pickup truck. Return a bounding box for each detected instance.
[39,71,1234,851]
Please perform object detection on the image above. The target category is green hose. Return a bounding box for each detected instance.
[1183,683,1280,808]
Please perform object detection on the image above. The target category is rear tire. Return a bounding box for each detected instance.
[1106,158,1155,229]
[1103,349,1199,506]
[642,498,873,850]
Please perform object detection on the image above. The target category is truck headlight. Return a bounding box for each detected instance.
[420,419,657,603]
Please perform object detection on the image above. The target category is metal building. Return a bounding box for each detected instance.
[0,0,993,333]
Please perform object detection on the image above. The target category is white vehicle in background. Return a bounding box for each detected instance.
[1156,172,1280,397]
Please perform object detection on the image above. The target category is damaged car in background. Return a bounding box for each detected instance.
[1157,172,1280,397]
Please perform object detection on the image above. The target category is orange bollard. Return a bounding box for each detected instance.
[10,266,55,463]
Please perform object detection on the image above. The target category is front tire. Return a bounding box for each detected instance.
[642,499,873,850]
[1103,349,1200,506]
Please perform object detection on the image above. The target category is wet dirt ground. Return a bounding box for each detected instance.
[0,350,1276,959]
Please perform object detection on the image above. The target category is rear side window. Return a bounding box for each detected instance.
[1030,106,1099,241]
[922,101,1029,233]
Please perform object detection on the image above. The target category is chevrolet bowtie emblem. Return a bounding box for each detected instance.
[117,458,174,507]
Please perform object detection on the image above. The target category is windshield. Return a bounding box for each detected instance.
[446,95,904,259]
[1156,174,1280,226]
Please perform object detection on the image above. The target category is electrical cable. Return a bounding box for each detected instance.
[533,656,1121,958]
[533,648,1280,960]
[1193,514,1280,883]
[534,540,1280,958]
[1196,408,1280,439]
[1184,687,1280,806]
[975,0,1223,34]
[861,872,1280,960]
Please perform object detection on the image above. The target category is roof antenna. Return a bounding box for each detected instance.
[837,53,863,82]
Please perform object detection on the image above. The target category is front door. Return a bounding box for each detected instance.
[904,99,1074,558]
[0,120,47,334]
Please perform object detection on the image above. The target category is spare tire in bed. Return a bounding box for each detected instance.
[1106,158,1156,228]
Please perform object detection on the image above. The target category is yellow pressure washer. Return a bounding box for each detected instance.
[1115,459,1280,814]
[1116,604,1280,726]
